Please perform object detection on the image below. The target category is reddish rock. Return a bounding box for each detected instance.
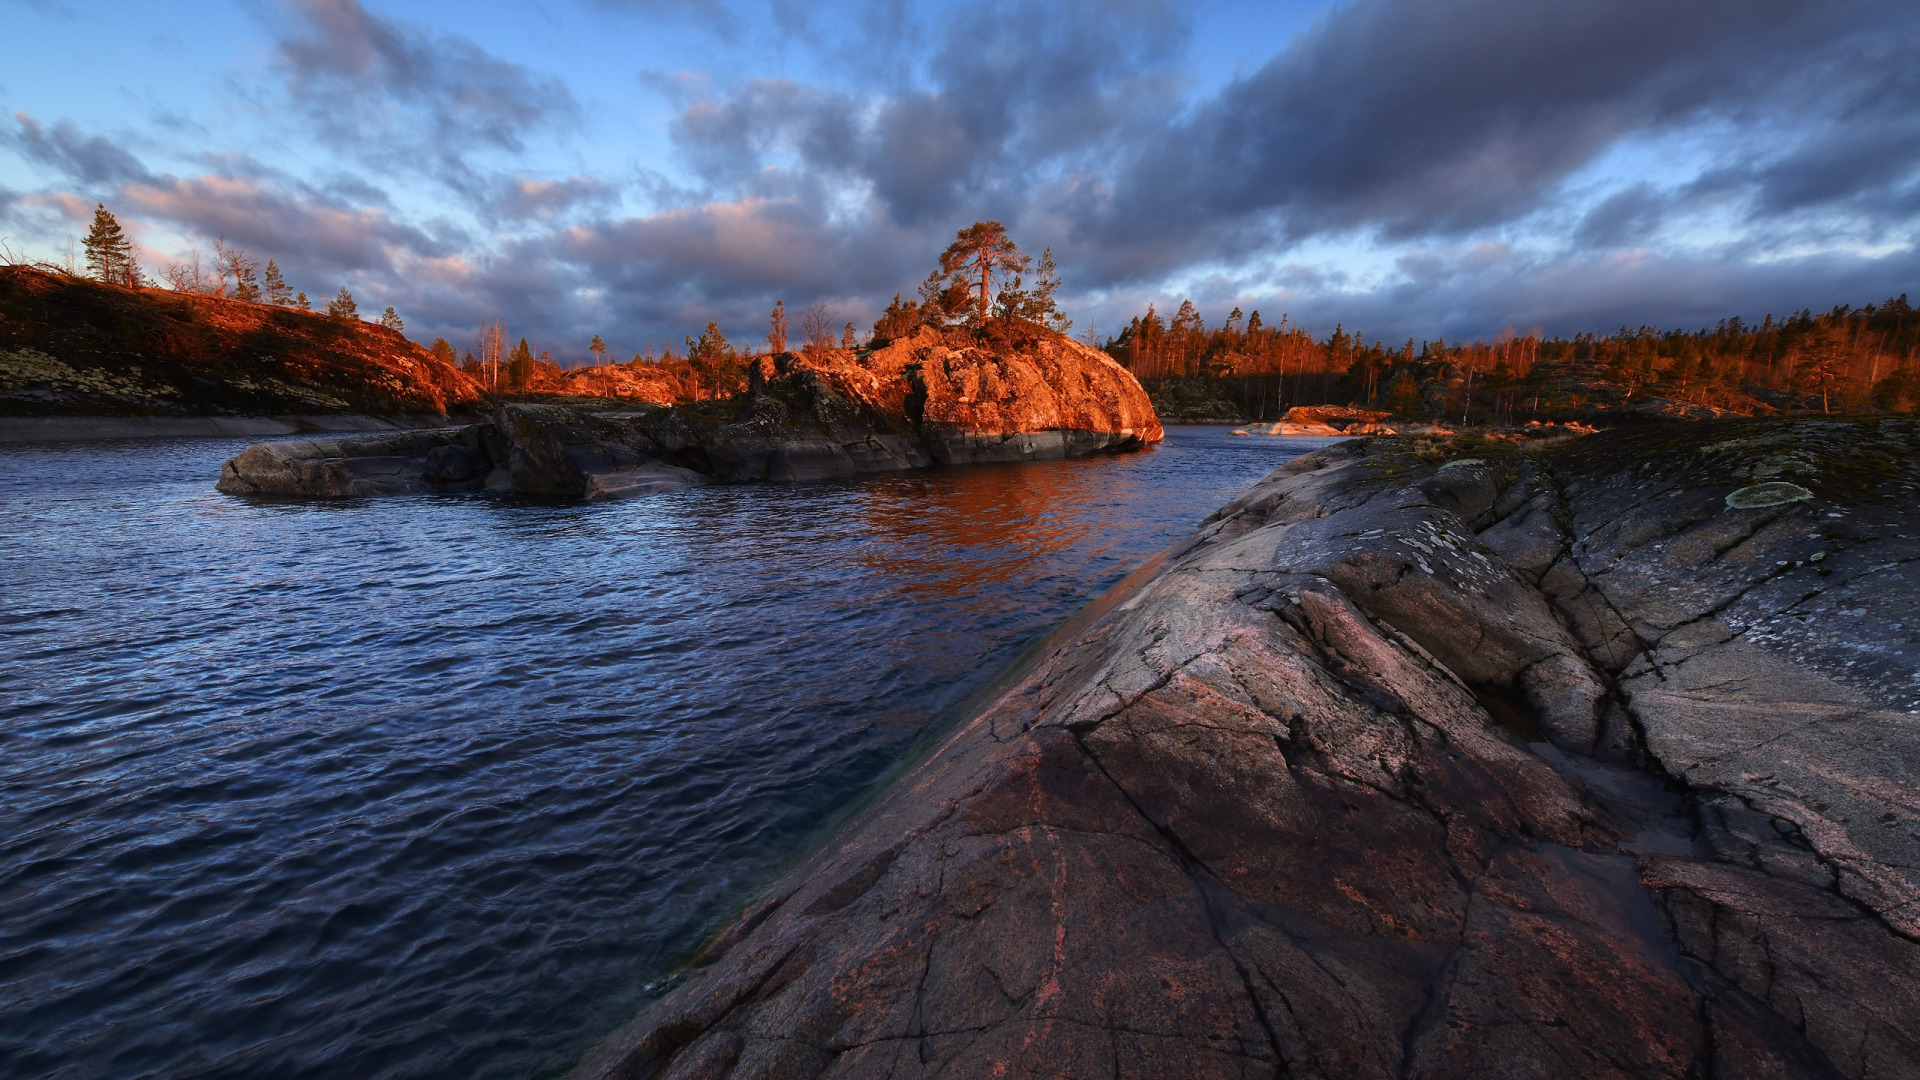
[577,419,1920,1080]
[655,325,1163,481]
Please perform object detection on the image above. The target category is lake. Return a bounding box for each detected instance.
[0,426,1333,1079]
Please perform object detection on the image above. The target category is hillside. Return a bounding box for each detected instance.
[0,266,480,418]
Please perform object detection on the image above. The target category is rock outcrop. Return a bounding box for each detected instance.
[216,404,708,498]
[218,325,1162,497]
[577,417,1920,1080]
[647,325,1161,482]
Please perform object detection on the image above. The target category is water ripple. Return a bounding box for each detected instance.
[0,426,1327,1080]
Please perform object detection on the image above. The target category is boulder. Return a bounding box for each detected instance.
[215,429,478,497]
[579,419,1920,1080]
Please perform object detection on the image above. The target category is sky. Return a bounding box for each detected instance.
[3,0,1917,362]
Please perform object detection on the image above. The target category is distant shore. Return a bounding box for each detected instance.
[0,413,456,444]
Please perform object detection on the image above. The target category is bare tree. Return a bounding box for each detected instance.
[767,300,789,354]
[213,239,259,301]
[798,301,837,352]
[474,321,507,394]
[163,253,198,292]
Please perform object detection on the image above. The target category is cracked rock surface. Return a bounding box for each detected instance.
[578,418,1920,1080]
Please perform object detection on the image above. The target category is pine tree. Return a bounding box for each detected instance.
[233,261,260,302]
[263,260,292,305]
[842,322,857,349]
[327,287,359,320]
[82,204,139,287]
[429,338,457,366]
[379,306,403,331]
[1035,247,1070,333]
[1795,328,1845,413]
[1013,246,1069,331]
[589,334,609,395]
[869,293,921,344]
[506,337,535,391]
[685,322,733,400]
[934,221,1029,323]
[295,291,310,310]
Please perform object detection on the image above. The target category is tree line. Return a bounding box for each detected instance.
[1105,295,1920,418]
[460,220,1072,400]
[12,204,407,331]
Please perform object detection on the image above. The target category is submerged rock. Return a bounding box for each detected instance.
[578,417,1920,1080]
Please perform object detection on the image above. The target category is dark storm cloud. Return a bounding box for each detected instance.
[271,0,579,182]
[3,113,151,186]
[664,0,1188,223]
[1572,184,1673,251]
[642,0,1917,316]
[549,197,920,327]
[1071,0,1920,279]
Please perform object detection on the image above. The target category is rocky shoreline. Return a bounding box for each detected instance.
[575,417,1919,1080]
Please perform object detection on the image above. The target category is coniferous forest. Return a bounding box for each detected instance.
[1104,296,1920,422]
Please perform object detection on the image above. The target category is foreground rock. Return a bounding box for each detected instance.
[219,324,1162,497]
[578,417,1919,1079]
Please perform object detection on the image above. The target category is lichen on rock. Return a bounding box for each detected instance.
[1725,480,1814,508]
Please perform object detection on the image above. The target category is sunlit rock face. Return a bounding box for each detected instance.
[581,418,1920,1080]
[666,324,1164,481]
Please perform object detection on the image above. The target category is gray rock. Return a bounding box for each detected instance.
[217,405,707,500]
[423,443,485,484]
[215,429,474,497]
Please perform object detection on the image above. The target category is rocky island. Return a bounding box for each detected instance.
[574,416,1920,1080]
[214,322,1163,497]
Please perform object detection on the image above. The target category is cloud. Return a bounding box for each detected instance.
[490,176,622,223]
[1059,0,1919,281]
[271,0,579,182]
[3,112,151,186]
[122,173,448,271]
[6,0,1918,362]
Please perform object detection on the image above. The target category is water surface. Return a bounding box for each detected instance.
[0,427,1332,1079]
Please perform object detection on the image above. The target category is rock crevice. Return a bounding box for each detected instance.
[574,418,1920,1080]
